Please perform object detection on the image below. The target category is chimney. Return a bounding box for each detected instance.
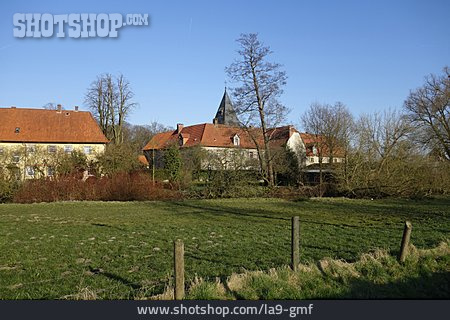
[57,104,62,112]
[176,123,184,133]
[74,106,79,112]
[213,118,218,126]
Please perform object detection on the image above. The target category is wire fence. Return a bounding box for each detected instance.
[0,217,430,299]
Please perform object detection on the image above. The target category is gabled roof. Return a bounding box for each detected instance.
[299,133,322,145]
[267,125,299,146]
[300,133,344,157]
[143,123,257,150]
[142,123,298,151]
[214,89,240,126]
[0,107,108,143]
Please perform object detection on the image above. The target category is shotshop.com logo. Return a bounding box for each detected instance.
[13,13,149,38]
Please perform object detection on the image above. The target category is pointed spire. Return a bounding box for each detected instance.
[214,88,240,127]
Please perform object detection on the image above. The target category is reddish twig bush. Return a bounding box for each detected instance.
[13,172,181,203]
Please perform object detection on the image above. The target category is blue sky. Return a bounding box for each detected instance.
[0,0,449,128]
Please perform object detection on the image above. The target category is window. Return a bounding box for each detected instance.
[12,153,20,163]
[26,145,36,153]
[249,151,254,159]
[11,168,20,180]
[310,157,314,163]
[233,134,240,146]
[48,145,57,153]
[83,146,92,155]
[15,127,20,134]
[25,166,35,177]
[47,167,54,177]
[0,147,3,154]
[64,145,73,154]
[333,158,338,163]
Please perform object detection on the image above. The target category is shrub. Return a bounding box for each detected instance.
[56,150,89,175]
[203,170,262,198]
[268,185,322,200]
[0,175,20,203]
[96,144,145,175]
[13,172,181,203]
[164,145,182,183]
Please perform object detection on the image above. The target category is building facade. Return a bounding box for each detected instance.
[0,105,108,179]
[142,90,344,172]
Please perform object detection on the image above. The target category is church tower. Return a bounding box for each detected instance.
[213,88,240,127]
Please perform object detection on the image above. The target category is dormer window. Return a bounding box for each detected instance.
[15,127,20,134]
[233,134,240,146]
[179,133,190,146]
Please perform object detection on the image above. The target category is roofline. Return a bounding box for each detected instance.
[142,123,304,151]
[144,144,259,151]
[0,106,109,143]
[0,106,87,110]
[0,140,108,144]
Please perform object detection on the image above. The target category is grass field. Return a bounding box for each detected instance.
[0,197,449,299]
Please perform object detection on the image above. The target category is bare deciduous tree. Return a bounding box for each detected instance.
[115,74,138,144]
[358,110,411,171]
[346,109,412,196]
[123,121,172,154]
[85,75,108,136]
[42,102,61,110]
[301,102,353,195]
[84,73,137,144]
[226,33,288,187]
[404,67,450,160]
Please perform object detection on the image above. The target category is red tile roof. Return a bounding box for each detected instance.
[300,133,344,157]
[0,107,108,144]
[143,123,297,151]
[299,133,320,145]
[143,123,345,158]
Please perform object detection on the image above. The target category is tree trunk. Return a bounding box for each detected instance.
[319,157,323,197]
[251,63,274,187]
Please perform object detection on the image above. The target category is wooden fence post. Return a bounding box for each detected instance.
[174,239,185,300]
[291,216,300,271]
[398,221,412,263]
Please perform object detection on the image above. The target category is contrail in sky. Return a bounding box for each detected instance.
[0,44,14,51]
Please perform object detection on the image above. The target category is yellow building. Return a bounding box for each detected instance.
[0,105,108,179]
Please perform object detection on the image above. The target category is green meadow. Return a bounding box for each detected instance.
[0,197,449,299]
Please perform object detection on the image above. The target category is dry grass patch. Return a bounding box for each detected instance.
[146,242,450,300]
